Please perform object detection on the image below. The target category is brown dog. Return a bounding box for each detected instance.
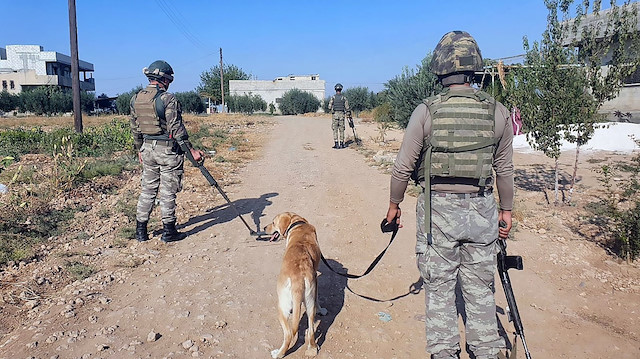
[265,212,326,358]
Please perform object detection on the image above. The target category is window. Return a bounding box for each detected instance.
[275,98,282,103]
[623,67,640,85]
[2,80,6,90]
[9,80,14,90]
[311,76,316,80]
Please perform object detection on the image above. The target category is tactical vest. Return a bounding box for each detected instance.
[133,86,167,136]
[332,93,345,112]
[420,87,497,188]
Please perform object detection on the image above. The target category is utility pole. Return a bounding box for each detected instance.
[68,0,82,133]
[219,48,224,113]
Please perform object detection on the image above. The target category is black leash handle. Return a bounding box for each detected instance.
[320,216,399,279]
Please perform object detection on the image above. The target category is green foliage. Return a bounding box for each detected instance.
[0,119,133,160]
[0,90,20,112]
[64,260,96,280]
[373,102,393,123]
[187,126,228,152]
[10,87,94,115]
[278,89,320,115]
[589,144,640,261]
[227,93,267,114]
[175,91,206,114]
[341,86,374,115]
[384,53,440,128]
[197,64,251,104]
[323,97,330,113]
[115,86,142,115]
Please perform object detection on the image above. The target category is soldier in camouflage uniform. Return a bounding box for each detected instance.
[328,83,350,149]
[130,60,204,243]
[384,31,514,359]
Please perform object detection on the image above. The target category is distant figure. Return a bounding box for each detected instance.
[328,83,351,149]
[511,106,523,135]
[383,31,514,359]
[130,60,205,243]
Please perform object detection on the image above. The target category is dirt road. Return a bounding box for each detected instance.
[1,116,639,358]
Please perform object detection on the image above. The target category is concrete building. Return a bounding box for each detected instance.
[229,74,325,113]
[0,45,95,94]
[562,3,640,121]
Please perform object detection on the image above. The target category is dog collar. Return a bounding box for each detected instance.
[284,220,307,238]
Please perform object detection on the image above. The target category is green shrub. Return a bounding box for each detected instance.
[279,89,320,115]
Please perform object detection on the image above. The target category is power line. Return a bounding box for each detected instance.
[154,0,209,52]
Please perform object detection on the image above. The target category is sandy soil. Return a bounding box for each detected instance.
[1,115,639,359]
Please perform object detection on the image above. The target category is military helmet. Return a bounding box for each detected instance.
[430,31,483,76]
[143,60,174,83]
[334,83,343,91]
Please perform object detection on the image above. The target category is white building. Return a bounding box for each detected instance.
[0,45,95,94]
[229,74,325,113]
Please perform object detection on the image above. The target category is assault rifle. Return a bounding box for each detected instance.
[498,221,531,359]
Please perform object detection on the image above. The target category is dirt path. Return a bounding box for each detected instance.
[1,116,639,358]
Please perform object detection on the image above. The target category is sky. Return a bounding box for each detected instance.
[0,0,632,98]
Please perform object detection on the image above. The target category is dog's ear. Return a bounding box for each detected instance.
[276,212,293,234]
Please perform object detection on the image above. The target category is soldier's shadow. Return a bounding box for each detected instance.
[179,192,278,236]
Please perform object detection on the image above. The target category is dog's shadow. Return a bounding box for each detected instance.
[178,192,278,237]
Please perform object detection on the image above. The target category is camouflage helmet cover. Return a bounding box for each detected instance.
[143,60,174,83]
[334,83,343,91]
[430,31,483,76]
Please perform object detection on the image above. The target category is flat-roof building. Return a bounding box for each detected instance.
[230,74,325,113]
[0,45,95,94]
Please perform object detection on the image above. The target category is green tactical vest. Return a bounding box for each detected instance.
[420,87,497,188]
[332,93,345,112]
[133,86,167,136]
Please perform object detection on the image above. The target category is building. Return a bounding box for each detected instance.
[561,3,640,120]
[0,45,95,94]
[229,74,325,113]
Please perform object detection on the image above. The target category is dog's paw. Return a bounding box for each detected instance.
[271,349,284,359]
[317,307,328,316]
[304,346,318,357]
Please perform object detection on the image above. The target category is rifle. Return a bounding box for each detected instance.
[498,221,531,359]
[347,113,361,145]
[177,140,263,236]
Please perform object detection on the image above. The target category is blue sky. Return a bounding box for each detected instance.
[0,1,630,97]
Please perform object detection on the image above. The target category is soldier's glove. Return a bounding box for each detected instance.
[348,117,354,128]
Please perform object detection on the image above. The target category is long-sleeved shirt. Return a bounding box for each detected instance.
[390,89,515,211]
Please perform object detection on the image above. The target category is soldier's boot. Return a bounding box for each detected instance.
[161,221,186,243]
[135,220,149,242]
[332,141,339,149]
[339,141,345,149]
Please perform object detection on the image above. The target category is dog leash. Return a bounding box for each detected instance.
[345,277,423,303]
[319,217,399,279]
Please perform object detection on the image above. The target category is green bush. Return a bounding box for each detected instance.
[0,90,20,112]
[227,93,267,114]
[175,91,206,114]
[115,86,142,115]
[279,89,320,115]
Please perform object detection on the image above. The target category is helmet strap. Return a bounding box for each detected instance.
[440,72,474,86]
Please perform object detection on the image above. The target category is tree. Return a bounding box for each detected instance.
[342,86,372,115]
[175,91,205,114]
[227,93,267,114]
[0,91,19,112]
[115,86,142,115]
[510,0,640,205]
[278,89,320,115]
[197,64,251,104]
[384,53,440,128]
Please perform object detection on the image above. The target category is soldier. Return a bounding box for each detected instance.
[130,60,205,243]
[383,31,514,359]
[328,83,350,149]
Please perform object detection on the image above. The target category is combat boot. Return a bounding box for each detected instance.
[135,220,149,242]
[160,221,186,243]
[339,142,345,149]
[332,141,339,149]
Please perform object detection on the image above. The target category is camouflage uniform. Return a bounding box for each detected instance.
[328,92,350,144]
[130,85,191,225]
[388,31,514,359]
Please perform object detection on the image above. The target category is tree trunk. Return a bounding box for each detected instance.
[554,157,560,205]
[567,145,581,204]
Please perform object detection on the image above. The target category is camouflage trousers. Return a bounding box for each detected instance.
[331,111,346,142]
[136,141,184,224]
[415,191,503,359]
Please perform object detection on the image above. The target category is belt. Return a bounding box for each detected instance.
[431,189,493,199]
[144,139,174,147]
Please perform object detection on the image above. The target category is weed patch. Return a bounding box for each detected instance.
[64,261,96,281]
